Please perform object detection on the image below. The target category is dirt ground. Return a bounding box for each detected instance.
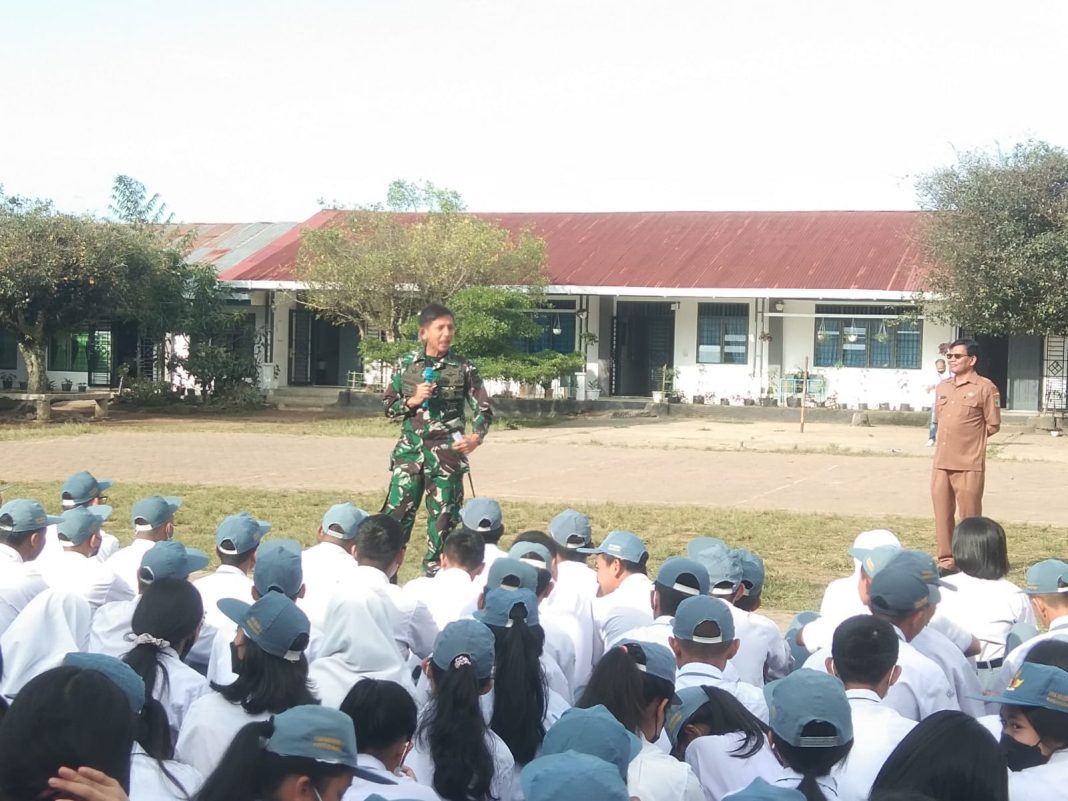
[5,413,1068,527]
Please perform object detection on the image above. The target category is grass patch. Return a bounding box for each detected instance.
[6,480,1062,613]
[0,421,101,441]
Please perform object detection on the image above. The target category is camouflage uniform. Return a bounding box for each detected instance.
[382,347,493,569]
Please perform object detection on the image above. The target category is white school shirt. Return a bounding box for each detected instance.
[770,769,840,800]
[686,733,782,801]
[402,567,481,630]
[406,715,519,801]
[911,626,985,717]
[594,573,654,650]
[129,744,203,801]
[538,608,578,697]
[729,605,792,686]
[832,689,917,801]
[106,539,156,594]
[994,615,1068,694]
[1008,749,1068,800]
[39,550,134,609]
[174,691,272,779]
[40,524,120,564]
[189,566,253,665]
[937,573,1034,663]
[628,736,704,801]
[354,564,439,660]
[89,597,139,657]
[0,544,48,637]
[299,541,361,629]
[675,662,770,723]
[153,647,212,742]
[622,615,675,650]
[0,589,91,701]
[542,560,598,690]
[343,754,443,801]
[471,543,508,592]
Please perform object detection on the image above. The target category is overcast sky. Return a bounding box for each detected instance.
[2,0,1066,222]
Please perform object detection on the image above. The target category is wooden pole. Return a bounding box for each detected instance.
[800,356,809,433]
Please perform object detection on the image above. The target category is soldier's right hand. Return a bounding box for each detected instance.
[407,382,434,408]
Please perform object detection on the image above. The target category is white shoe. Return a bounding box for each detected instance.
[926,439,935,447]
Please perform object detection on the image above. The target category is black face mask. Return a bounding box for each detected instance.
[230,642,245,676]
[1000,733,1050,771]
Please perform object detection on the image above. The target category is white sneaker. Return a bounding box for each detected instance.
[926,439,935,447]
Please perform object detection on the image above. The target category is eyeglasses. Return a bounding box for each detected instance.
[945,354,970,360]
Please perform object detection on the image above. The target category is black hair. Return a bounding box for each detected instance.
[466,524,504,546]
[442,528,485,572]
[832,615,900,686]
[217,543,256,568]
[949,338,980,358]
[870,710,1008,801]
[353,514,406,569]
[655,580,701,618]
[675,620,735,661]
[194,719,352,801]
[870,793,940,801]
[487,603,548,765]
[577,643,675,733]
[123,578,203,709]
[951,517,1010,580]
[212,637,317,715]
[602,553,648,576]
[772,721,853,801]
[0,666,135,798]
[137,697,193,798]
[417,660,495,801]
[671,686,768,760]
[557,547,589,563]
[1020,641,1068,749]
[340,678,417,753]
[0,525,37,550]
[419,303,454,328]
[734,591,761,613]
[511,532,556,597]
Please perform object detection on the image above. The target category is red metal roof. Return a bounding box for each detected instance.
[217,210,928,293]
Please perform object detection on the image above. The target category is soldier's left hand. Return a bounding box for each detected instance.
[453,433,482,455]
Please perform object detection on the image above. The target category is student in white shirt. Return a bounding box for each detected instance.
[623,556,710,650]
[300,502,368,629]
[189,512,270,669]
[40,505,133,608]
[825,616,916,801]
[541,704,642,787]
[519,751,631,801]
[460,497,508,591]
[107,495,183,593]
[0,498,57,637]
[731,547,793,682]
[542,510,599,692]
[995,559,1068,693]
[339,678,443,801]
[407,619,518,801]
[580,530,655,650]
[576,639,703,801]
[0,588,91,701]
[175,591,316,779]
[402,528,485,630]
[44,470,121,562]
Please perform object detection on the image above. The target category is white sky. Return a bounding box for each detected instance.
[2,0,1066,222]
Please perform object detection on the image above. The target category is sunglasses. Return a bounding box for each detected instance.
[945,354,971,360]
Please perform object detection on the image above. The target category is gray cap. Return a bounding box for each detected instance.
[666,686,717,747]
[131,496,182,531]
[617,639,677,686]
[577,530,647,563]
[57,505,112,547]
[486,557,538,592]
[0,499,63,534]
[138,541,209,583]
[868,566,934,617]
[476,587,540,628]
[734,548,765,597]
[460,497,503,533]
[672,595,735,643]
[541,705,641,781]
[689,540,743,596]
[264,705,359,769]
[60,471,112,508]
[723,779,806,800]
[254,539,304,598]
[321,503,368,540]
[548,509,593,549]
[509,541,552,572]
[219,592,310,662]
[765,669,852,747]
[63,652,145,714]
[1024,559,1068,594]
[520,752,630,801]
[656,556,711,597]
[215,512,271,555]
[432,619,496,680]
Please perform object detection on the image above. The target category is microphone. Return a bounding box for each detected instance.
[422,366,434,409]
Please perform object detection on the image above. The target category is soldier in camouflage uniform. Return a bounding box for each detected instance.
[382,303,493,572]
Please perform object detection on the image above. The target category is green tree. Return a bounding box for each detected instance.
[296,180,547,340]
[916,140,1068,335]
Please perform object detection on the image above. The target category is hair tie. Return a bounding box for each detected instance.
[452,654,473,669]
[132,633,170,649]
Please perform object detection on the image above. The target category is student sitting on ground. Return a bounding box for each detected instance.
[107,495,183,593]
[622,556,710,650]
[402,528,485,630]
[579,531,654,651]
[994,558,1068,694]
[300,502,367,629]
[542,509,599,690]
[461,497,507,590]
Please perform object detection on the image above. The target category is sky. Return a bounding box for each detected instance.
[2,0,1066,222]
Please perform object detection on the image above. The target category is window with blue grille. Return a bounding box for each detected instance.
[697,303,749,364]
[813,305,922,369]
[520,301,577,354]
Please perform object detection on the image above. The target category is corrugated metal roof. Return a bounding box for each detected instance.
[217,210,929,293]
[175,222,299,273]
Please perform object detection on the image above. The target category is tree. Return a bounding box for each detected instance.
[296,180,547,340]
[916,141,1068,335]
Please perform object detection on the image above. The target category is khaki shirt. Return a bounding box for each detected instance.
[933,373,1001,472]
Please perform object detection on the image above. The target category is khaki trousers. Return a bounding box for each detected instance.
[931,468,985,561]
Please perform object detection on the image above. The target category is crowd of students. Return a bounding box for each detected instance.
[0,469,1065,801]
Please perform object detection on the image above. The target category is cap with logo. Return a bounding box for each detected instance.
[215,512,271,556]
[131,496,182,531]
[520,751,630,801]
[689,540,743,596]
[982,662,1068,712]
[0,499,63,534]
[577,530,648,564]
[58,505,112,547]
[617,639,677,687]
[665,685,719,747]
[734,548,765,597]
[264,705,359,769]
[765,669,852,747]
[431,619,496,680]
[509,541,552,572]
[672,594,735,643]
[541,704,641,781]
[460,497,503,533]
[60,471,112,508]
[486,557,538,592]
[138,541,210,584]
[548,509,593,550]
[62,652,146,714]
[321,503,368,541]
[254,539,304,598]
[868,565,935,617]
[656,556,710,597]
[219,592,310,662]
[1024,559,1068,595]
[847,544,902,578]
[885,549,954,603]
[723,778,806,800]
[477,587,540,628]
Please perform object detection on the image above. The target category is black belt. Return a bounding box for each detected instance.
[977,658,1004,670]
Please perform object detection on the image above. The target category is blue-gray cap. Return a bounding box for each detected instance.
[321,503,367,540]
[460,497,503,533]
[689,540,743,596]
[509,541,553,572]
[60,471,112,508]
[982,662,1068,712]
[58,505,112,547]
[868,565,934,617]
[672,594,735,643]
[254,539,304,598]
[1024,559,1068,594]
[734,548,765,597]
[687,536,729,556]
[885,549,954,603]
[477,587,540,628]
[131,495,182,531]
[486,557,538,592]
[219,592,310,662]
[665,686,717,747]
[618,639,677,686]
[63,652,145,714]
[431,619,496,680]
[848,544,902,578]
[542,705,641,781]
[0,499,63,534]
[656,556,710,597]
[520,752,629,801]
[577,530,648,563]
[138,541,210,583]
[724,778,806,800]
[215,512,271,555]
[549,509,593,550]
[765,669,852,747]
[264,705,359,769]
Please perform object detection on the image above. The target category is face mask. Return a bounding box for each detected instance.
[1000,733,1050,771]
[229,642,245,676]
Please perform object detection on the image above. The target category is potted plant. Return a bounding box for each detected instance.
[61,379,73,392]
[77,382,87,392]
[18,380,27,390]
[0,372,13,390]
[587,377,601,401]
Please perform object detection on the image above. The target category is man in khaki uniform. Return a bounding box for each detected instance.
[931,338,1001,571]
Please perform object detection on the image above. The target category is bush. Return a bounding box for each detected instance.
[121,376,180,407]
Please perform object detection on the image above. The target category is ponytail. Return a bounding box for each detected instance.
[489,615,547,765]
[577,643,675,734]
[136,698,192,799]
[419,661,495,801]
[123,579,202,711]
[771,721,853,801]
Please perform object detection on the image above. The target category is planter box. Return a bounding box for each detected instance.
[692,395,705,405]
[720,398,730,406]
[743,398,755,406]
[786,397,801,408]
